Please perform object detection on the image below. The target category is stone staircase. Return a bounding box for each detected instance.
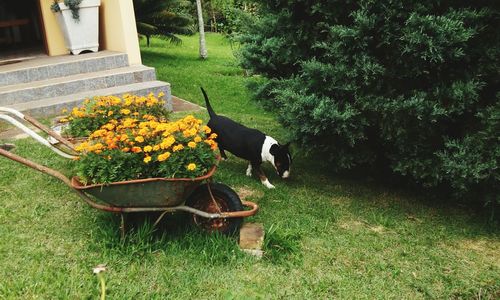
[0,51,172,116]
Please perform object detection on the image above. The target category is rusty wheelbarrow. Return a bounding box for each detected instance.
[0,107,258,236]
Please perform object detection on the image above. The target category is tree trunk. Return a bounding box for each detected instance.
[196,0,208,59]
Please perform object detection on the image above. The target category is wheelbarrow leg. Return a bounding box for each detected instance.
[120,213,126,239]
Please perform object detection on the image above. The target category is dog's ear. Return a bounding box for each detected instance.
[269,144,279,156]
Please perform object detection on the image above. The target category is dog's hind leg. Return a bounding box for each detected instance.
[246,162,252,177]
[252,161,275,189]
[219,147,228,160]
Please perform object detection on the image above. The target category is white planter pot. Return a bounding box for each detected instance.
[55,0,101,55]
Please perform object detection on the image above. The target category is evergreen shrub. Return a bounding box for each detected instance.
[239,1,499,204]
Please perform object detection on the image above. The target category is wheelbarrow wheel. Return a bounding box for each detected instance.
[185,183,243,236]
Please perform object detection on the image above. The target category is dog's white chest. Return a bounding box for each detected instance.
[261,136,278,165]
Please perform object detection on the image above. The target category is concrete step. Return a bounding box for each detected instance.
[0,65,156,106]
[6,81,172,117]
[0,51,129,87]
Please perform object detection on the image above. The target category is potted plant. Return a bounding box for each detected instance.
[50,0,101,55]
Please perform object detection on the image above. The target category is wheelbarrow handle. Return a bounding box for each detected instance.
[0,113,77,159]
[0,146,124,212]
[0,107,77,155]
[0,147,73,186]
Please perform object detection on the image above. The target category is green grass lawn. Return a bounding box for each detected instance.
[0,33,499,299]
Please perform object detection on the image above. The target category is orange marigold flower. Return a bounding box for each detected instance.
[122,147,130,152]
[131,146,142,153]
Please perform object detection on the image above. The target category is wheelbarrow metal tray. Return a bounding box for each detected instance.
[70,165,217,208]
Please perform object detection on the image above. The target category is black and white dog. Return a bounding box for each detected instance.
[201,87,291,189]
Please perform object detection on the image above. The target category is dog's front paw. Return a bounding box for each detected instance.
[261,179,275,189]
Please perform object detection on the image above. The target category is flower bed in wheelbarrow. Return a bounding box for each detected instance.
[71,114,258,235]
[0,104,257,237]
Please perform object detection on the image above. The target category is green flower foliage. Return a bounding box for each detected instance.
[239,1,499,204]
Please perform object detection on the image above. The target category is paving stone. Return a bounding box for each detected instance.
[239,223,265,258]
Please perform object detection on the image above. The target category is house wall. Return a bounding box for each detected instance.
[39,0,141,65]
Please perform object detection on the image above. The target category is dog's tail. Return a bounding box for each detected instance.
[200,87,216,118]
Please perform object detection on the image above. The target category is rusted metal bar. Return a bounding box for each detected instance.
[23,115,77,154]
[0,114,76,159]
[0,107,77,155]
[220,201,259,218]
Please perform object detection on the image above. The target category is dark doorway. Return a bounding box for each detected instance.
[0,0,46,62]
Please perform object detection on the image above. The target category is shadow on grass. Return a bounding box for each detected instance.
[87,212,245,265]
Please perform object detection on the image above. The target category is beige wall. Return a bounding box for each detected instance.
[39,0,141,64]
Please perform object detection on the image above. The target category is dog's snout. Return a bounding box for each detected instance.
[282,171,290,179]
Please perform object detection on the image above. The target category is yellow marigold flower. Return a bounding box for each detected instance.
[183,128,197,138]
[59,118,69,123]
[123,118,136,128]
[102,123,115,131]
[131,146,142,153]
[135,136,144,143]
[209,133,218,139]
[163,136,176,148]
[75,142,89,152]
[143,145,153,153]
[188,141,197,149]
[143,156,152,163]
[120,134,128,142]
[97,129,109,137]
[203,125,211,134]
[132,112,140,116]
[108,110,114,116]
[158,91,165,98]
[172,144,184,152]
[158,151,171,162]
[138,128,149,136]
[194,136,202,143]
[153,145,160,151]
[120,109,131,115]
[187,163,196,171]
